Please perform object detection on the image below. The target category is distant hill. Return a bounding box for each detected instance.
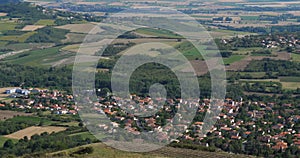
[0,0,20,4]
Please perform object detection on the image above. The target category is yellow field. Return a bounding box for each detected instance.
[22,25,45,31]
[281,82,300,90]
[5,126,67,139]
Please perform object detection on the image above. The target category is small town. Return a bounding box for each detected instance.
[2,87,299,154]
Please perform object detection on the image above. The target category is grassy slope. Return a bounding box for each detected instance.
[48,143,251,158]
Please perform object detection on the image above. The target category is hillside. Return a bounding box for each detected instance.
[46,143,252,158]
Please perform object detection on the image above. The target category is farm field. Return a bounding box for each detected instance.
[0,22,17,31]
[0,31,36,42]
[62,33,86,43]
[223,55,246,65]
[21,25,44,31]
[135,28,183,39]
[56,23,103,34]
[292,53,300,62]
[2,46,75,67]
[4,126,66,140]
[4,43,54,51]
[35,19,55,26]
[0,110,33,120]
[281,82,300,90]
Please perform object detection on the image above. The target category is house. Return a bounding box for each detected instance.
[5,89,16,94]
[272,141,288,151]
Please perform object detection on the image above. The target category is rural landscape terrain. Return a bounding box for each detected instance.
[0,0,299,157]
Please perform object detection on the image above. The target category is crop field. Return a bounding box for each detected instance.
[281,82,300,90]
[5,126,67,140]
[223,55,246,65]
[62,33,86,43]
[279,77,300,82]
[56,23,103,34]
[240,16,259,21]
[233,47,262,55]
[3,46,66,66]
[35,19,55,26]
[174,41,204,60]
[21,25,45,31]
[8,116,43,124]
[0,32,36,42]
[135,28,183,39]
[61,44,80,52]
[0,110,33,121]
[292,53,300,62]
[0,22,17,31]
[208,29,256,39]
[4,43,54,51]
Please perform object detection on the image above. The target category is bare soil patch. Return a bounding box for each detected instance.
[22,25,45,31]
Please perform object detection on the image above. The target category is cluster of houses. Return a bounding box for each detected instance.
[92,95,300,151]
[3,87,299,151]
[261,35,300,49]
[4,88,78,115]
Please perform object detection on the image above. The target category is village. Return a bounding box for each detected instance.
[93,94,300,153]
[1,87,299,153]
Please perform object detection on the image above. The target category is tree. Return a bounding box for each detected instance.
[3,139,14,148]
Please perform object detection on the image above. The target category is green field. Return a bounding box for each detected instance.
[279,77,300,82]
[35,19,55,26]
[292,53,300,62]
[0,32,36,42]
[3,46,74,67]
[135,28,183,39]
[223,55,246,65]
[240,16,259,21]
[0,22,17,31]
[4,43,53,51]
[8,116,43,124]
[233,47,261,55]
[174,41,205,60]
[227,72,266,78]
